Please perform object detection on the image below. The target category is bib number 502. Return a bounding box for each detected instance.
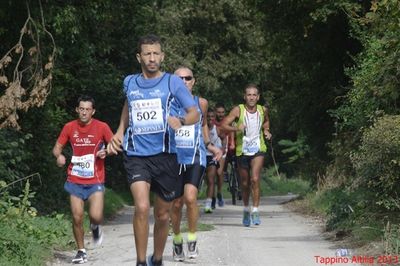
[137,111,156,121]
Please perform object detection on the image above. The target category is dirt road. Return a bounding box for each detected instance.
[50,195,360,266]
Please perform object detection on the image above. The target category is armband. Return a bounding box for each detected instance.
[179,117,186,126]
[205,141,211,148]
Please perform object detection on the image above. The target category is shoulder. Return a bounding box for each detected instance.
[199,97,208,106]
[123,74,137,89]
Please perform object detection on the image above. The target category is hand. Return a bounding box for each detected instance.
[264,130,272,141]
[56,154,66,167]
[107,133,123,155]
[167,116,182,130]
[237,124,246,132]
[207,144,223,161]
[96,148,107,159]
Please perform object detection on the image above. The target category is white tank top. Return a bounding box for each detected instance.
[207,124,222,155]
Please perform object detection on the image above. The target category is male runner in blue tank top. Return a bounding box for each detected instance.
[107,35,199,266]
[169,67,222,262]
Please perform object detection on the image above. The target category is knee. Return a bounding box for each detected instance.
[184,194,197,208]
[172,198,184,211]
[135,202,150,217]
[154,209,170,224]
[72,213,84,226]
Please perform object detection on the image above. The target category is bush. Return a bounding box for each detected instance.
[351,115,400,211]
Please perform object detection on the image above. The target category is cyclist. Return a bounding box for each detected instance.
[221,84,272,227]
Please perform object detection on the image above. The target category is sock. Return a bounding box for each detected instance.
[243,206,250,212]
[90,224,98,230]
[252,207,259,213]
[173,233,183,244]
[78,248,86,253]
[187,232,197,242]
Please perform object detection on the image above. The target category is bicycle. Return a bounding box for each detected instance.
[226,155,241,205]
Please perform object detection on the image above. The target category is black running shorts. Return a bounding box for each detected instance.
[179,163,205,189]
[123,152,182,202]
[237,152,266,169]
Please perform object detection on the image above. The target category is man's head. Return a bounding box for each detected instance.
[215,102,225,122]
[207,108,216,126]
[136,34,164,75]
[174,67,195,93]
[76,95,95,124]
[243,84,260,108]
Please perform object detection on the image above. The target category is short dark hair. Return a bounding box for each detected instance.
[137,34,162,53]
[215,102,225,110]
[77,95,95,109]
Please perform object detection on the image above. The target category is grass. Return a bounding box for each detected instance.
[198,166,311,200]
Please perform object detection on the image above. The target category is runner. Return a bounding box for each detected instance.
[212,103,228,208]
[170,67,222,262]
[221,84,272,227]
[204,109,224,213]
[107,35,199,266]
[52,95,113,264]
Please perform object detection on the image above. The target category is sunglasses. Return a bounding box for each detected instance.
[180,76,193,81]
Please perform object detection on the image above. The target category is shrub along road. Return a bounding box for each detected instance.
[50,195,361,266]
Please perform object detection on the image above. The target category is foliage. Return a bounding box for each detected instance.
[278,134,310,164]
[0,129,32,184]
[351,115,400,211]
[0,180,70,265]
[0,1,55,129]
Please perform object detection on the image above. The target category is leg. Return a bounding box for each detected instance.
[216,156,226,206]
[152,195,173,261]
[87,191,104,225]
[205,166,216,212]
[184,184,199,234]
[130,181,151,263]
[170,197,184,236]
[238,166,250,207]
[250,155,265,208]
[70,195,85,249]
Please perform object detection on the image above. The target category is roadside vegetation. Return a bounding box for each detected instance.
[0,181,127,266]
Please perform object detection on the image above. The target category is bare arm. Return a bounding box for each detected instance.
[107,100,129,154]
[52,142,66,167]
[220,106,245,132]
[168,105,200,130]
[199,98,222,161]
[262,106,272,140]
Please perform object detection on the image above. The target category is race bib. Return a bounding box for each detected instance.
[242,136,260,155]
[175,125,195,148]
[71,154,95,178]
[131,98,164,134]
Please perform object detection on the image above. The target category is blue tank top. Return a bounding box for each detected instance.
[172,96,206,167]
[123,73,196,156]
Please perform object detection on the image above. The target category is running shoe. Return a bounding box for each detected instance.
[242,210,251,227]
[147,255,163,266]
[91,224,103,247]
[204,201,213,213]
[72,250,87,264]
[187,241,199,259]
[217,193,224,207]
[204,206,213,213]
[251,211,261,225]
[211,197,216,209]
[172,241,185,261]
